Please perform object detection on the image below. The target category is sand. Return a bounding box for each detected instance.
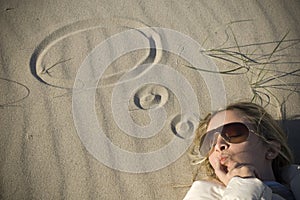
[1,0,299,199]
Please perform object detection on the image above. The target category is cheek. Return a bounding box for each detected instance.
[234,143,252,153]
[229,142,265,162]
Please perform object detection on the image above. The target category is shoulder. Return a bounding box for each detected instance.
[225,177,272,196]
[183,177,283,200]
[183,180,225,200]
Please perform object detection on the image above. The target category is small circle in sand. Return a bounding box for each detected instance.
[134,84,169,110]
[171,114,195,139]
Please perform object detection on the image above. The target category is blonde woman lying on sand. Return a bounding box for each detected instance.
[184,102,300,200]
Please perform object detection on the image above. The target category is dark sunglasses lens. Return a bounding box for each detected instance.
[199,123,250,157]
[221,123,249,143]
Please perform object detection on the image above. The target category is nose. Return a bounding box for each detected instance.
[214,134,229,152]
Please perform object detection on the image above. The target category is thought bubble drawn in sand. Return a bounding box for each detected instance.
[171,114,195,139]
[134,84,168,110]
[72,27,226,173]
[30,18,163,89]
[111,63,199,139]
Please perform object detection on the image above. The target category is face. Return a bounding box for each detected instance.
[207,109,270,177]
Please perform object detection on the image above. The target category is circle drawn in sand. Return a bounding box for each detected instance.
[111,63,197,139]
[72,27,226,173]
[134,84,168,110]
[171,114,195,139]
[30,18,163,89]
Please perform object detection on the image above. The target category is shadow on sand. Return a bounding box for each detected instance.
[281,119,300,164]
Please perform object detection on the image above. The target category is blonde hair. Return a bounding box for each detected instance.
[189,102,293,182]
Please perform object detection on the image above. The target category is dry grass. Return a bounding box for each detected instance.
[184,21,300,115]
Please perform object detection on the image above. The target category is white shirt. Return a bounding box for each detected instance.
[183,177,285,200]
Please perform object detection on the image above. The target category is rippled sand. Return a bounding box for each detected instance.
[1,1,299,199]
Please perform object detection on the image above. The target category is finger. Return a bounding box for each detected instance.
[229,165,256,178]
[213,158,228,183]
[226,160,239,172]
[244,165,260,178]
[214,158,225,173]
[253,168,260,179]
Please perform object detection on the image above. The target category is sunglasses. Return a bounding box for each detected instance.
[199,122,254,157]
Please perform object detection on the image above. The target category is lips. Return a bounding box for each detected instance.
[219,155,229,165]
[219,154,230,173]
[220,158,227,165]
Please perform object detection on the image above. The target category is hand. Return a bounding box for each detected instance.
[214,158,258,186]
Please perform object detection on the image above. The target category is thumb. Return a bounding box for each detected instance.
[214,158,226,178]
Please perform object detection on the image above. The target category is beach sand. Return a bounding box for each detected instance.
[1,0,299,199]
